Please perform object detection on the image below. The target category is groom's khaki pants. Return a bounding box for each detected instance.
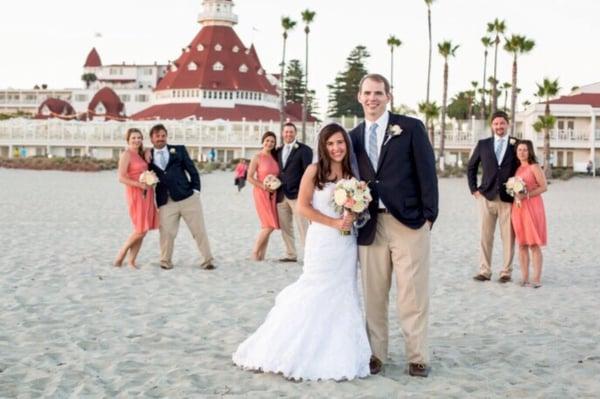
[158,192,213,267]
[359,214,430,365]
[277,197,308,259]
[477,195,514,278]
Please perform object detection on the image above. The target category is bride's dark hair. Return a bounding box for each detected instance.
[314,123,354,190]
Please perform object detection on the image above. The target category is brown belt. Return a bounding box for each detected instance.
[377,208,390,214]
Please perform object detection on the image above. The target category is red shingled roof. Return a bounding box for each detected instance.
[84,47,102,67]
[131,103,301,122]
[156,26,277,95]
[88,87,125,120]
[547,93,600,108]
[36,98,76,119]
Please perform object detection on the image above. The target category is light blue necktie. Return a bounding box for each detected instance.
[368,123,379,168]
[495,138,504,164]
[158,150,167,170]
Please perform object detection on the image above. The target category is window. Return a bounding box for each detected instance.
[214,43,222,51]
[213,62,224,71]
[144,68,153,75]
[239,64,248,73]
[120,94,131,102]
[135,94,148,102]
[232,46,239,53]
[75,94,87,102]
[188,62,197,71]
[197,44,204,51]
[257,68,264,75]
[171,64,178,72]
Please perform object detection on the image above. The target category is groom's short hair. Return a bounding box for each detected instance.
[490,111,509,123]
[358,73,391,95]
[150,123,168,137]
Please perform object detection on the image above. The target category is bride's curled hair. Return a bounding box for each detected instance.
[314,123,354,190]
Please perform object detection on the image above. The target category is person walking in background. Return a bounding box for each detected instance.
[467,111,519,283]
[276,122,313,263]
[148,124,215,270]
[511,140,547,288]
[234,159,248,192]
[114,128,159,268]
[247,132,280,261]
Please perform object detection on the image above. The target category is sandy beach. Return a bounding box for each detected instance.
[0,168,599,398]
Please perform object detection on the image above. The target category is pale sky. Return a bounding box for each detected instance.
[1,0,598,118]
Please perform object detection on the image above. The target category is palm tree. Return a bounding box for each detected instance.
[424,0,435,104]
[437,40,459,171]
[504,34,535,134]
[387,35,402,110]
[533,114,557,174]
[81,73,97,89]
[487,76,499,116]
[480,36,493,119]
[469,81,479,119]
[535,78,560,178]
[487,18,506,113]
[279,16,297,131]
[300,9,316,143]
[501,82,512,111]
[418,101,440,148]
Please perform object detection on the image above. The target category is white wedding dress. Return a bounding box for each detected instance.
[233,183,371,381]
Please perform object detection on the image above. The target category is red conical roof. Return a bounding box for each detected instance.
[88,87,125,120]
[156,26,277,95]
[84,47,102,67]
[36,98,77,119]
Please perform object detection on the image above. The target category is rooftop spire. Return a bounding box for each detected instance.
[198,0,238,27]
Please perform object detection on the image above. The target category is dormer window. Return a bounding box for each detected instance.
[213,62,224,71]
[239,64,248,73]
[232,46,239,53]
[95,103,106,114]
[197,44,204,51]
[214,43,222,51]
[257,68,264,75]
[41,105,50,115]
[171,64,178,72]
[188,62,198,71]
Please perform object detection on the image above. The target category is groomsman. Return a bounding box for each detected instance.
[148,124,215,270]
[350,74,438,377]
[467,111,519,282]
[276,122,313,262]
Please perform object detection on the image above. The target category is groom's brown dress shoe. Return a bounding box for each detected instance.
[202,263,216,270]
[498,275,512,283]
[408,363,430,378]
[473,274,491,281]
[278,257,297,263]
[160,263,173,270]
[369,356,383,375]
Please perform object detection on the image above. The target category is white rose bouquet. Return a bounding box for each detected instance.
[263,174,282,191]
[139,170,159,198]
[505,176,527,208]
[331,177,373,235]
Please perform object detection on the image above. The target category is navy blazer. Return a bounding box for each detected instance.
[467,136,518,203]
[149,145,201,207]
[276,141,313,202]
[349,112,439,246]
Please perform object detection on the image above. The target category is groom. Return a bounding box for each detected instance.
[148,124,215,270]
[349,74,438,377]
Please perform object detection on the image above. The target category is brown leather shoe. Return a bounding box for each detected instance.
[408,363,430,377]
[498,275,512,283]
[202,264,216,270]
[160,263,173,270]
[369,356,383,375]
[278,257,297,263]
[473,274,491,281]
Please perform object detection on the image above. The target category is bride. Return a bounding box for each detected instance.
[232,123,371,381]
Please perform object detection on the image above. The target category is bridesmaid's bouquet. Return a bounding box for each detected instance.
[263,174,282,191]
[505,176,527,207]
[332,178,372,235]
[139,170,159,198]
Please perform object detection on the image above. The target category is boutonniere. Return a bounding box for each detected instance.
[169,148,176,154]
[293,143,299,150]
[383,124,403,145]
[509,138,517,145]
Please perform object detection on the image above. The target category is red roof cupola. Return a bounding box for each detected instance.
[84,47,102,67]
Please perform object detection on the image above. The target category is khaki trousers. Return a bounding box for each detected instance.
[158,192,213,268]
[477,195,514,278]
[359,214,430,364]
[277,197,308,259]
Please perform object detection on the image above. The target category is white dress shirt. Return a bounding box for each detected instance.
[364,112,389,209]
[153,147,170,170]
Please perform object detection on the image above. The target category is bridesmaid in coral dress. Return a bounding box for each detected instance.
[247,131,280,260]
[511,140,547,288]
[114,128,159,268]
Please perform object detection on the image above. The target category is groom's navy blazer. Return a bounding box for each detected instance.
[276,141,313,202]
[149,144,201,207]
[349,112,439,246]
[467,136,518,203]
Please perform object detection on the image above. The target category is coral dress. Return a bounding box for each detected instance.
[511,163,547,246]
[125,150,159,233]
[253,153,280,229]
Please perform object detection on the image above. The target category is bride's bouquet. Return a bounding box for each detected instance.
[332,177,372,235]
[505,176,527,208]
[139,170,159,198]
[263,174,282,191]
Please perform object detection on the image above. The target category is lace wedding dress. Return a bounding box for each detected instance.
[232,183,371,381]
